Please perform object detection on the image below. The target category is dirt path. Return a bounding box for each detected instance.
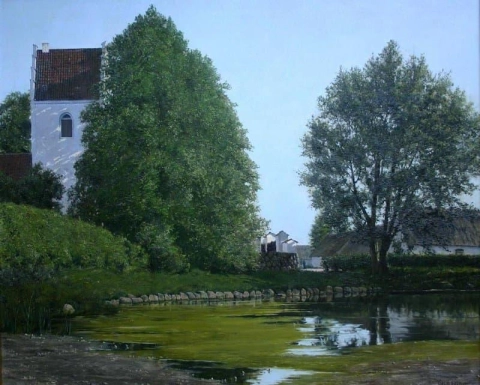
[2,334,479,384]
[348,359,480,384]
[1,334,216,385]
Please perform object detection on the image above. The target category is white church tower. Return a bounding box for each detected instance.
[30,43,103,208]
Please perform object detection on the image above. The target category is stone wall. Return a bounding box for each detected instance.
[258,252,299,271]
[105,286,383,306]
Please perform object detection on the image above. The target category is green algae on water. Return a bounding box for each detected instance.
[72,295,480,384]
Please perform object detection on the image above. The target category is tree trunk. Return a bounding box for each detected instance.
[369,240,379,274]
[370,238,390,275]
[378,250,389,274]
[378,238,390,274]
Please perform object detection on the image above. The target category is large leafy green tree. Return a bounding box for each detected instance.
[308,214,331,251]
[69,7,266,272]
[0,92,31,153]
[301,41,480,274]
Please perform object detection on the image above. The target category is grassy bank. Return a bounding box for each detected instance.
[60,268,368,298]
[58,265,480,304]
[2,265,479,334]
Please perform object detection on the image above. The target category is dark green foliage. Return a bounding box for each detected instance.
[309,214,333,250]
[322,253,480,272]
[0,171,17,201]
[0,203,145,282]
[0,163,64,211]
[136,223,189,273]
[0,272,122,334]
[69,6,266,273]
[0,203,146,333]
[388,254,480,269]
[0,92,31,154]
[301,41,480,274]
[322,255,371,272]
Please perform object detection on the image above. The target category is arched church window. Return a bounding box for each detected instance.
[61,113,73,138]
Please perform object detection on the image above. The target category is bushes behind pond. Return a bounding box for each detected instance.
[388,254,480,268]
[322,255,371,272]
[323,254,480,272]
[0,203,146,282]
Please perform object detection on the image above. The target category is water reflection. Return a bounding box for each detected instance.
[367,302,392,345]
[247,368,315,385]
[287,317,371,355]
[287,294,479,356]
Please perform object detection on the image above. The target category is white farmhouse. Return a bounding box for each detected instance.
[275,230,289,252]
[30,43,104,208]
[282,238,298,253]
[259,230,298,253]
[399,214,480,255]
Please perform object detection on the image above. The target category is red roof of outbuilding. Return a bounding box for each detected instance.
[34,48,102,101]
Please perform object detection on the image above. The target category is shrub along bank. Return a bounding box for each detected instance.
[323,254,480,272]
[0,203,146,333]
[322,254,480,292]
[0,203,145,277]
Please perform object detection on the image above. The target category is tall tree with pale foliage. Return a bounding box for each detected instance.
[301,41,480,274]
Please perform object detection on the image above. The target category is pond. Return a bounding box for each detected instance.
[72,293,479,384]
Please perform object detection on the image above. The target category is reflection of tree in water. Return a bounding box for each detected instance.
[385,295,479,342]
[294,294,479,350]
[307,317,371,349]
[315,331,340,348]
[387,293,480,315]
[367,301,392,345]
[302,302,393,348]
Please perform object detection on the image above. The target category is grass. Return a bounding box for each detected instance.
[57,265,479,305]
[377,266,480,291]
[56,268,372,301]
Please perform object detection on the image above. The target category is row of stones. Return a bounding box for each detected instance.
[106,286,382,306]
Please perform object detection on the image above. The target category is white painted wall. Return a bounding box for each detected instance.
[302,256,322,268]
[283,239,297,253]
[31,100,91,208]
[311,256,322,268]
[276,231,289,252]
[265,233,276,245]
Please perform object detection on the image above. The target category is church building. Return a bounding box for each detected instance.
[30,43,104,207]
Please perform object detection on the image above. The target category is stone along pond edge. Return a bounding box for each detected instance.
[104,286,383,306]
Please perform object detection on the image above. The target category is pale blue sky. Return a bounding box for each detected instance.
[1,0,479,244]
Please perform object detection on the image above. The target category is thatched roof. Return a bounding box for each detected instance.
[406,213,480,247]
[313,232,369,257]
[315,211,480,256]
[295,245,312,260]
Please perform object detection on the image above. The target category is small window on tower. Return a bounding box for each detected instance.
[61,114,73,137]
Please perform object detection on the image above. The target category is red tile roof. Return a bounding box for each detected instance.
[0,153,32,180]
[34,48,102,101]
